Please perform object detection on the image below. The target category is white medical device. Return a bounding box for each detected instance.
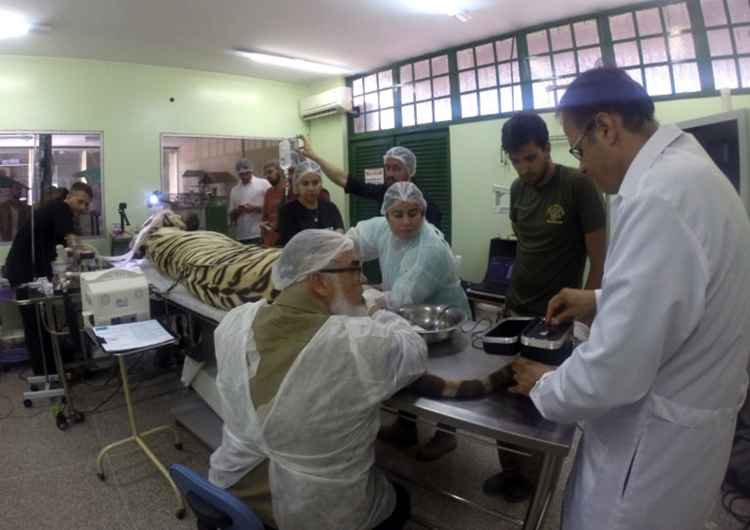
[80,267,150,327]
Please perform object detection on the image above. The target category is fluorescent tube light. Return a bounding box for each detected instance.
[233,50,349,75]
[0,12,31,39]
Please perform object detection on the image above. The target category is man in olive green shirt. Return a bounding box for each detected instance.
[483,112,607,501]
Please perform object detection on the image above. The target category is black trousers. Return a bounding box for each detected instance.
[373,482,411,530]
[15,287,79,375]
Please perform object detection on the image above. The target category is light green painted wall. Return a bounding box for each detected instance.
[0,55,310,262]
[451,95,750,282]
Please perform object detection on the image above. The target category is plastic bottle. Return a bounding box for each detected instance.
[279,138,293,170]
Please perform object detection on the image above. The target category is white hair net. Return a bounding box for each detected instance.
[384,146,417,177]
[271,229,354,290]
[294,159,322,179]
[380,181,427,215]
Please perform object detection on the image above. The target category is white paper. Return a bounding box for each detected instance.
[93,319,175,352]
[364,168,384,185]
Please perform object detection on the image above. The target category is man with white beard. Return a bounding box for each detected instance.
[209,229,428,530]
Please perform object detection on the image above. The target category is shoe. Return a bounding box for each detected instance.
[378,418,419,448]
[482,471,532,503]
[416,430,457,461]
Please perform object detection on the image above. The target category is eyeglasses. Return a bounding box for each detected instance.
[319,261,363,275]
[568,120,596,161]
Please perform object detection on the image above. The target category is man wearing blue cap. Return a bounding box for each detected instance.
[510,67,750,530]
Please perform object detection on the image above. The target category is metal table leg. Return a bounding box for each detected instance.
[95,354,186,519]
[523,452,560,530]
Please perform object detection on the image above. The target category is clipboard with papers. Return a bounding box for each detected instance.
[89,320,176,353]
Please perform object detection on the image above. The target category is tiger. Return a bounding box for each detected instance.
[109,209,512,399]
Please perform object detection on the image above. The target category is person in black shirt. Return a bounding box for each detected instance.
[278,160,344,247]
[4,181,93,375]
[299,138,442,227]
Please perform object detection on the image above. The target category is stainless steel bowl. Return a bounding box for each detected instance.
[397,304,467,344]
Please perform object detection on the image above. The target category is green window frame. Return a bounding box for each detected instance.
[351,69,397,134]
[347,0,750,139]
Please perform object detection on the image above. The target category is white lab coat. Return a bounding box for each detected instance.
[209,301,427,530]
[531,125,750,530]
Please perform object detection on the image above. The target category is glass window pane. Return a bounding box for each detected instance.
[477,65,498,88]
[479,88,500,116]
[532,81,555,109]
[433,75,451,98]
[379,89,394,109]
[739,57,750,88]
[434,97,452,122]
[353,95,364,112]
[615,41,641,67]
[578,47,602,72]
[353,78,363,96]
[663,3,692,32]
[366,111,379,132]
[529,55,553,80]
[476,43,495,66]
[401,83,414,103]
[459,70,477,92]
[400,65,413,84]
[498,62,521,85]
[431,55,449,76]
[500,85,523,113]
[416,101,433,125]
[669,33,696,61]
[642,36,668,64]
[713,59,739,89]
[673,62,701,93]
[610,13,636,41]
[378,70,393,89]
[644,65,672,95]
[527,30,549,55]
[728,0,750,23]
[708,29,735,56]
[553,51,577,76]
[636,8,663,36]
[414,79,432,101]
[414,60,430,80]
[550,25,574,50]
[461,93,479,118]
[402,105,415,128]
[701,0,728,27]
[496,38,518,61]
[626,68,644,86]
[354,114,365,134]
[457,48,475,70]
[380,108,395,130]
[574,20,600,46]
[364,74,378,93]
[365,91,379,112]
[734,26,750,54]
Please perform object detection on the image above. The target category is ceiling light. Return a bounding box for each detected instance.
[0,11,31,39]
[232,50,349,75]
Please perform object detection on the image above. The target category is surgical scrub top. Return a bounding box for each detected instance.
[351,217,470,317]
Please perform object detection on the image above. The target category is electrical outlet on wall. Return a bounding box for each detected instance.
[493,184,510,214]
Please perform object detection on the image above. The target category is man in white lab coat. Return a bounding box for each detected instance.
[511,66,750,530]
[209,229,427,530]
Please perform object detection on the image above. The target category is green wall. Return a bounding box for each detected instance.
[0,55,313,262]
[451,95,750,282]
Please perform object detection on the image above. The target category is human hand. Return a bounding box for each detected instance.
[545,288,596,325]
[509,358,554,396]
[298,136,316,160]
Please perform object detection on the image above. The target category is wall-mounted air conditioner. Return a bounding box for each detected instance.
[299,86,353,120]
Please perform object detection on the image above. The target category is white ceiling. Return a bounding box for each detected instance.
[0,0,650,85]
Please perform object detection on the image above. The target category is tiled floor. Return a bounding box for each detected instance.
[0,359,744,530]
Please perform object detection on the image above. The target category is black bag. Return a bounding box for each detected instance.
[725,392,750,496]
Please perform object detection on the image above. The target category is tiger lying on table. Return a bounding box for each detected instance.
[110,209,512,399]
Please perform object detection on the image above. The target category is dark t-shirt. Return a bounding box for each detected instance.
[278,200,345,247]
[4,200,76,287]
[345,177,442,227]
[508,165,606,316]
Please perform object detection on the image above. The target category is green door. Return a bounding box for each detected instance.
[347,129,452,283]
